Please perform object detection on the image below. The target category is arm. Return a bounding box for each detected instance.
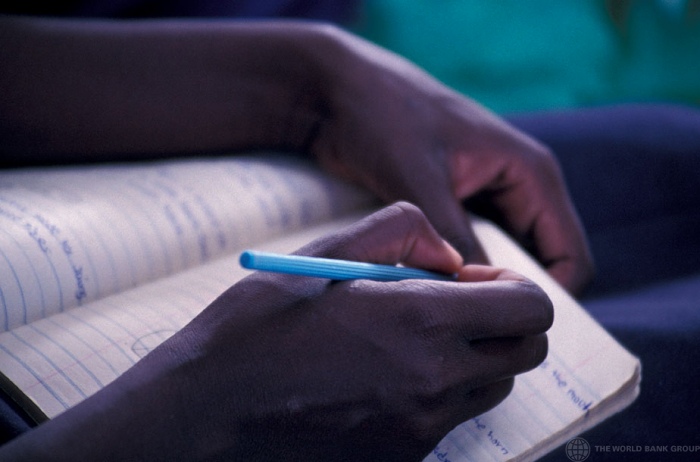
[308,32,595,295]
[0,16,334,163]
[0,203,553,461]
[0,15,593,294]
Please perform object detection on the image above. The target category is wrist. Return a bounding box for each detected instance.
[0,18,349,162]
[238,22,358,154]
[210,21,350,154]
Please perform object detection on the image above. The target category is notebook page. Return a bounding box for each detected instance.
[0,155,373,332]
[0,214,639,457]
[424,220,640,462]
[0,217,361,421]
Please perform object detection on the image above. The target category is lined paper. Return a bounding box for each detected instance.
[0,219,358,421]
[0,216,639,461]
[0,156,639,461]
[423,220,640,462]
[0,155,373,332]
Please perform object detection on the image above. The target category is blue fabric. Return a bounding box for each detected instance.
[0,390,32,446]
[507,103,700,296]
[508,104,700,460]
[540,273,700,461]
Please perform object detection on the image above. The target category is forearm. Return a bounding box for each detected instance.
[0,334,216,461]
[0,16,341,165]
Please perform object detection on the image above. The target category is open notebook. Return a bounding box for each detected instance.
[0,154,640,461]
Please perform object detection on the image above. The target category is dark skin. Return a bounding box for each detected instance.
[0,16,582,459]
[0,203,553,461]
[0,16,593,294]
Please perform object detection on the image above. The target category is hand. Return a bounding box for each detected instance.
[0,203,553,461]
[0,18,591,296]
[311,30,594,295]
[176,203,553,461]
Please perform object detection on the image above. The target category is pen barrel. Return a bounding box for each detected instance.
[239,251,455,281]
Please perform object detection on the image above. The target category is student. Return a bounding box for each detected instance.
[0,15,577,460]
[0,15,593,294]
[4,12,700,460]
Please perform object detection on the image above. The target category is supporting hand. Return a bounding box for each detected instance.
[311,31,594,295]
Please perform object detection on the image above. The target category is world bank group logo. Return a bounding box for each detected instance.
[565,437,591,461]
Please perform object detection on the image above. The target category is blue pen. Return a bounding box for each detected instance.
[239,250,456,282]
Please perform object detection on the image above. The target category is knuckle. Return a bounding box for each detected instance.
[509,279,554,331]
[389,200,428,226]
[409,361,451,398]
[529,146,565,183]
[531,333,549,367]
[510,141,561,182]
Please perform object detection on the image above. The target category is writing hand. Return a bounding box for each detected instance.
[182,203,553,461]
[311,30,594,295]
[0,203,553,461]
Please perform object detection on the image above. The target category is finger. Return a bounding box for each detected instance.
[456,278,554,339]
[398,179,489,266]
[422,336,547,433]
[357,379,516,461]
[421,196,489,265]
[297,202,464,274]
[464,378,515,415]
[535,203,595,295]
[455,264,529,283]
[458,270,554,339]
[409,378,515,451]
[467,334,549,384]
[354,272,553,340]
[451,140,594,295]
[503,156,594,295]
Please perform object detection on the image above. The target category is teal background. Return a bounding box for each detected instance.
[353,0,700,113]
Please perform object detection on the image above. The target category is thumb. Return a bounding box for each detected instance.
[297,202,464,275]
[413,192,489,265]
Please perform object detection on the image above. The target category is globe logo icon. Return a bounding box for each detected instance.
[565,437,591,461]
